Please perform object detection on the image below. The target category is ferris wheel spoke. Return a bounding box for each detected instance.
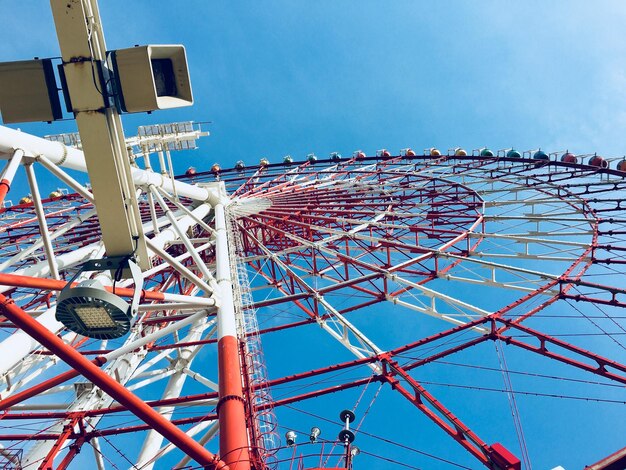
[493,319,626,385]
[379,356,510,469]
[235,221,387,370]
[386,274,492,332]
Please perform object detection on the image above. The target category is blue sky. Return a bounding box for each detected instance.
[4,1,626,172]
[1,1,626,469]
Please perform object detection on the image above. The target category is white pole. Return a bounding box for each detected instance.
[24,163,60,280]
[135,317,208,469]
[0,148,24,203]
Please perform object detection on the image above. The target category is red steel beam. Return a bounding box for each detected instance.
[380,357,520,470]
[494,318,626,384]
[0,272,165,301]
[585,445,626,470]
[39,416,80,470]
[0,178,11,207]
[0,293,229,470]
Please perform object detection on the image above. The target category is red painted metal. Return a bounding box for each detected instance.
[585,445,626,470]
[39,415,81,470]
[0,356,106,411]
[1,153,625,468]
[218,335,251,470]
[0,272,165,301]
[0,178,10,206]
[56,436,87,470]
[489,443,521,470]
[380,356,496,467]
[494,318,626,384]
[0,293,229,470]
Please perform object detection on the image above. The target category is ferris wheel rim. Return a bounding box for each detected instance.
[0,151,624,468]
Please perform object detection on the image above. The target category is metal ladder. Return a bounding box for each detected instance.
[227,211,280,468]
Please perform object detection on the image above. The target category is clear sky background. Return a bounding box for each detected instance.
[4,1,626,172]
[1,1,626,469]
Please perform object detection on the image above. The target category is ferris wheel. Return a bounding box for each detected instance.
[0,129,624,470]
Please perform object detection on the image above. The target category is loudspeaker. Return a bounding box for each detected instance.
[110,45,193,113]
[0,59,62,123]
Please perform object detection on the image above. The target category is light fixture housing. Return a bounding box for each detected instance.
[285,431,297,446]
[309,426,321,443]
[0,59,63,123]
[110,45,193,113]
[55,257,143,339]
[56,279,132,339]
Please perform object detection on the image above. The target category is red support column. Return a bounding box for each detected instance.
[0,293,229,470]
[0,178,11,207]
[218,336,251,468]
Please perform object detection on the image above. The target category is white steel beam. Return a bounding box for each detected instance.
[0,125,219,205]
[24,163,60,280]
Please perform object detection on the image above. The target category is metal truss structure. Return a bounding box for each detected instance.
[0,131,625,469]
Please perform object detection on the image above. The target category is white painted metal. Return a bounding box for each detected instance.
[50,0,150,266]
[215,201,238,340]
[149,186,217,285]
[37,155,96,203]
[90,437,106,470]
[0,125,219,205]
[0,203,215,381]
[173,422,220,469]
[24,163,60,280]
[135,316,208,469]
[0,149,23,188]
[138,419,217,468]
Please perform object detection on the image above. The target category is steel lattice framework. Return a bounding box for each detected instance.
[0,141,625,469]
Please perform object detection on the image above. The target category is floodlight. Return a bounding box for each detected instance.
[110,45,193,113]
[309,426,321,443]
[0,59,62,123]
[285,431,297,446]
[55,256,143,339]
[56,279,131,339]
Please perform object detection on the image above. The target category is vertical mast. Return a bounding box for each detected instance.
[214,199,252,469]
[49,0,149,267]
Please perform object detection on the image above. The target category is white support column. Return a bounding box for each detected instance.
[0,148,24,204]
[24,163,60,280]
[49,0,150,267]
[135,317,207,469]
[91,437,106,470]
